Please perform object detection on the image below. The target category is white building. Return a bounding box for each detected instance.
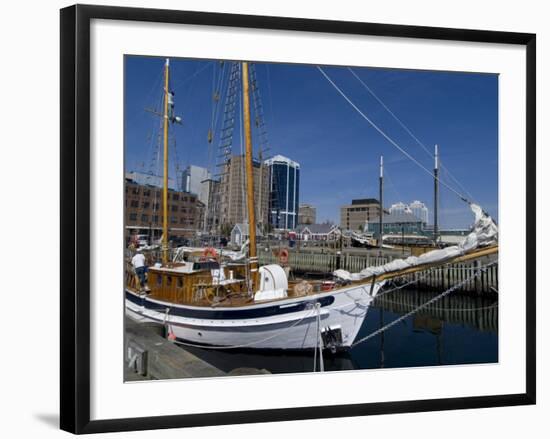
[389,200,429,225]
[230,223,263,247]
[182,165,211,203]
[389,202,411,215]
[409,200,429,225]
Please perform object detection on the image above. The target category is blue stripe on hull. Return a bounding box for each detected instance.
[125,290,335,320]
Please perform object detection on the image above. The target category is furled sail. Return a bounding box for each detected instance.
[333,204,498,282]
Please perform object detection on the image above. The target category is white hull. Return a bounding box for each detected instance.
[125,281,383,350]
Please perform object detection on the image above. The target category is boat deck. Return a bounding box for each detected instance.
[126,245,499,308]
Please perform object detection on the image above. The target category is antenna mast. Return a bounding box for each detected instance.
[434,144,439,245]
[379,155,384,249]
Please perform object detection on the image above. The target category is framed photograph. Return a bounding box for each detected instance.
[60,4,536,434]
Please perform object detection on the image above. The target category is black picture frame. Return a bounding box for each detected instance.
[60,4,536,434]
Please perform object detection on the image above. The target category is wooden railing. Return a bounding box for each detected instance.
[258,249,498,294]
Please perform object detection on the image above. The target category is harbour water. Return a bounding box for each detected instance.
[182,288,498,374]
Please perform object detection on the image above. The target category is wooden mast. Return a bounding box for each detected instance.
[242,62,258,291]
[162,58,170,265]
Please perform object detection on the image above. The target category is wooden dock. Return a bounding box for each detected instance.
[125,317,226,381]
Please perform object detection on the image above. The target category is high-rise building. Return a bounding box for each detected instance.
[340,198,381,231]
[298,204,317,225]
[265,155,301,230]
[409,200,429,225]
[181,165,211,202]
[388,202,410,215]
[218,155,269,230]
[200,178,221,233]
[389,200,429,225]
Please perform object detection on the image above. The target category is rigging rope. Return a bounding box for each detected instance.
[171,61,214,91]
[317,66,471,206]
[347,67,477,203]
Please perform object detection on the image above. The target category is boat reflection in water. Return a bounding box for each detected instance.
[180,288,498,374]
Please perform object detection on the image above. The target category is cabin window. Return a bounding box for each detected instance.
[156,274,162,286]
[167,276,172,286]
[177,278,183,288]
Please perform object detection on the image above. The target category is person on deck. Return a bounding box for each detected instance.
[131,249,148,292]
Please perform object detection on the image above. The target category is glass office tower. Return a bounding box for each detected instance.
[265,155,300,230]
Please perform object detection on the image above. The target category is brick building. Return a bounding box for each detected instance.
[125,177,202,241]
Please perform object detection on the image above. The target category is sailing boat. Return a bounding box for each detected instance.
[125,59,498,351]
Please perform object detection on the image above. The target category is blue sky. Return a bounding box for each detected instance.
[125,56,498,228]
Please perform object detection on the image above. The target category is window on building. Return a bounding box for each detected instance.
[172,194,179,201]
[141,214,148,222]
[143,189,151,197]
[142,201,150,209]
[129,213,137,221]
[132,188,139,195]
[130,200,139,208]
[172,205,178,212]
[171,216,177,224]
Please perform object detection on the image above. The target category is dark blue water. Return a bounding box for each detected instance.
[183,289,498,374]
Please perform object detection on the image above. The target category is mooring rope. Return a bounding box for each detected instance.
[350,261,498,348]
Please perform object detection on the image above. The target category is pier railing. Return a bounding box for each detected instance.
[258,249,498,294]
